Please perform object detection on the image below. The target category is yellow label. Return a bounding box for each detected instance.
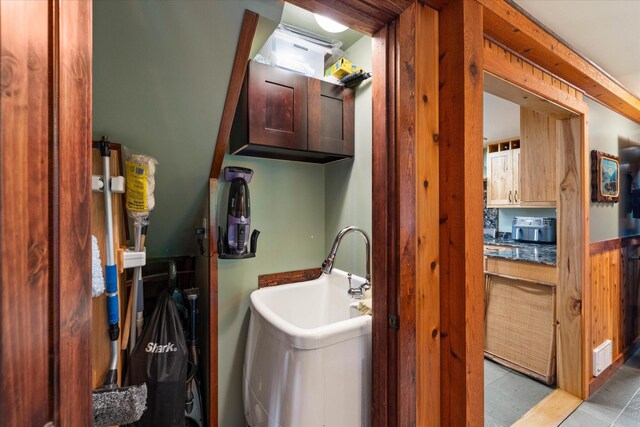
[125,161,148,212]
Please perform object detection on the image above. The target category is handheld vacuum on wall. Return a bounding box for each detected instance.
[218,166,260,259]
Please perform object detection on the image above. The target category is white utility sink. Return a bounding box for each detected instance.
[243,269,372,427]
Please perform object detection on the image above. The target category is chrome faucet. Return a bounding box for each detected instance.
[322,226,371,297]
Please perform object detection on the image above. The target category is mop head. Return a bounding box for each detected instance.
[92,383,147,426]
[91,235,105,297]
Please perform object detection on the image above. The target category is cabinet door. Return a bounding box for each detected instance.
[487,151,513,206]
[520,108,557,205]
[512,148,521,205]
[248,61,308,150]
[307,79,354,156]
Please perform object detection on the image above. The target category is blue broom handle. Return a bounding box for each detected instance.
[102,149,119,333]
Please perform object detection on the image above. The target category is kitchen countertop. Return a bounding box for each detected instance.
[484,237,557,266]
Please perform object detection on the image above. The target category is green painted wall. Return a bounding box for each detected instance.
[93,0,283,258]
[216,156,325,425]
[324,36,373,275]
[587,98,640,242]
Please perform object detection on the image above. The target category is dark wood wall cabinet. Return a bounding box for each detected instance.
[230,61,355,164]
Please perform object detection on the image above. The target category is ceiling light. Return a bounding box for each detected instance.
[314,14,348,33]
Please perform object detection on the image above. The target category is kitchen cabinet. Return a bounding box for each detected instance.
[485,107,558,208]
[520,107,557,206]
[486,137,520,207]
[230,61,354,163]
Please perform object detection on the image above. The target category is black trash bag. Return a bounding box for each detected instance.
[125,291,187,426]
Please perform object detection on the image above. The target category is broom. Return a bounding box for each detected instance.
[92,137,147,426]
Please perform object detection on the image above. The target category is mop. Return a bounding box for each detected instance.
[123,148,157,353]
[92,137,147,426]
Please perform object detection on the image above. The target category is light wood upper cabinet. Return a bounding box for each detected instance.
[486,138,519,207]
[486,108,558,208]
[487,149,513,206]
[520,108,557,206]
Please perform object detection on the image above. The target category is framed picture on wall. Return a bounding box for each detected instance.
[591,150,620,203]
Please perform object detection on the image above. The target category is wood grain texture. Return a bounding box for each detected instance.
[478,0,640,123]
[586,237,640,396]
[54,1,93,423]
[258,268,322,288]
[580,104,591,400]
[307,80,355,156]
[210,10,259,179]
[555,117,583,397]
[438,0,485,424]
[512,389,582,427]
[414,5,440,427]
[0,2,51,424]
[208,178,219,426]
[520,108,558,204]
[395,5,418,425]
[247,61,308,151]
[371,22,395,427]
[286,0,412,36]
[482,39,587,117]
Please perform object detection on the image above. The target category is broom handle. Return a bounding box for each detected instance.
[101,139,119,376]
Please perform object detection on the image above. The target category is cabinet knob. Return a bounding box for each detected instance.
[508,191,513,203]
[514,190,519,203]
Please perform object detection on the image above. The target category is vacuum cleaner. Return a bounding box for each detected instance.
[218,166,260,259]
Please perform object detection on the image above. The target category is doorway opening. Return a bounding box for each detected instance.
[482,70,585,425]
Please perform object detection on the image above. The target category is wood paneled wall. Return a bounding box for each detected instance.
[589,239,640,395]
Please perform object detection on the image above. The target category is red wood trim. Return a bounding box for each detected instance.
[590,238,622,255]
[54,0,93,424]
[0,2,51,424]
[439,0,485,424]
[372,20,395,427]
[209,10,259,179]
[590,235,640,255]
[589,339,640,396]
[286,0,413,36]
[258,268,322,288]
[396,6,419,425]
[208,178,219,426]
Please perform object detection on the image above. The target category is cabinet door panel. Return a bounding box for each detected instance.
[520,108,557,204]
[308,79,354,156]
[487,151,513,206]
[248,61,307,150]
[512,148,521,204]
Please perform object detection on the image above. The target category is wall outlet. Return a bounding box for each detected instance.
[593,339,613,377]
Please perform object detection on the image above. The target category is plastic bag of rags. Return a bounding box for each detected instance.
[125,291,187,426]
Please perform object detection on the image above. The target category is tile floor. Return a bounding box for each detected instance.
[561,347,640,427]
[484,359,555,426]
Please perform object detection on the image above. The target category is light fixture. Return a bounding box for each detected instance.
[314,13,348,33]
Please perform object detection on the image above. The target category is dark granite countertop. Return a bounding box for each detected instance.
[484,237,557,266]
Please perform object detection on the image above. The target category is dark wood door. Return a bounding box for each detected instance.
[1,1,92,425]
[248,61,308,150]
[1,2,51,424]
[308,79,354,156]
